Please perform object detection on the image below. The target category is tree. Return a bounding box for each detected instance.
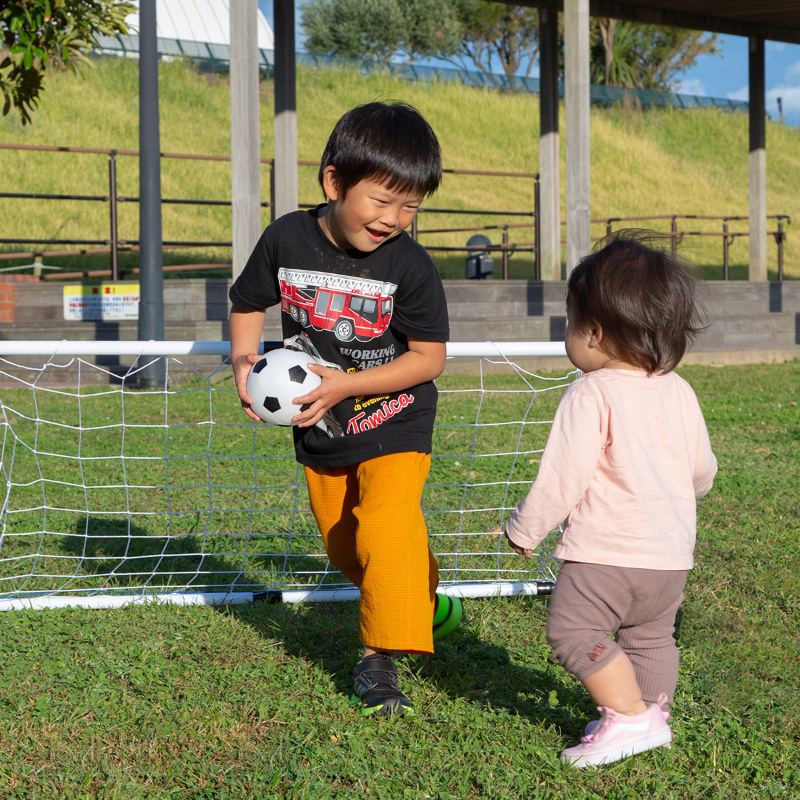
[591,18,718,91]
[300,0,717,96]
[448,1,540,86]
[1,0,134,125]
[300,0,462,65]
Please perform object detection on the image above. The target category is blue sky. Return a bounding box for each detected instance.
[258,1,800,127]
[675,37,800,126]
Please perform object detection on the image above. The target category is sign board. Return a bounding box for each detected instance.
[63,284,140,321]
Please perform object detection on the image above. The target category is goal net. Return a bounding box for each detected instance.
[0,341,574,611]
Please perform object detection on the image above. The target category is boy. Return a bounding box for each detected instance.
[229,101,453,717]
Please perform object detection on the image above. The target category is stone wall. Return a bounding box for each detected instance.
[1,278,798,376]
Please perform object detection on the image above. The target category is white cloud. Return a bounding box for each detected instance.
[783,59,800,82]
[675,78,706,96]
[767,41,787,54]
[727,85,749,102]
[767,86,800,121]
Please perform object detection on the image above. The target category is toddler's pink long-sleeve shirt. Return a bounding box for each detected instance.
[505,368,717,570]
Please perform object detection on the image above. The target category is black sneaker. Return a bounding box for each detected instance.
[351,653,414,717]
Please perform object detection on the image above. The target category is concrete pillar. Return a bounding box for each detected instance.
[564,0,591,273]
[539,7,561,280]
[230,0,262,280]
[749,37,767,281]
[273,0,298,219]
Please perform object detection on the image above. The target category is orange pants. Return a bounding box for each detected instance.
[304,451,439,654]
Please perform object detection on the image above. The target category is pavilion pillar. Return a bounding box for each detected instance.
[230,0,261,279]
[539,7,561,280]
[273,0,298,220]
[748,37,767,281]
[564,0,591,272]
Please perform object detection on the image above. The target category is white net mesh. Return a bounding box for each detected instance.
[0,343,574,610]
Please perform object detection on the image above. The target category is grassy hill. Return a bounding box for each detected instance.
[1,56,798,280]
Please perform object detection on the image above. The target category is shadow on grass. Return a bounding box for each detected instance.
[54,516,587,732]
[226,596,589,735]
[53,515,330,598]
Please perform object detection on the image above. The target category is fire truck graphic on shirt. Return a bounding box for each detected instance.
[278,268,397,343]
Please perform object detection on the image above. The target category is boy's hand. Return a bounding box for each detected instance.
[290,362,352,427]
[232,352,263,422]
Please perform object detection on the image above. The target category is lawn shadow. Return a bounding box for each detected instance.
[225,595,590,736]
[54,516,330,598]
[414,627,591,734]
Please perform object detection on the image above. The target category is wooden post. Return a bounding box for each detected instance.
[230,0,262,280]
[564,0,591,274]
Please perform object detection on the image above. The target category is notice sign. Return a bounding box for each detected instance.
[63,284,140,321]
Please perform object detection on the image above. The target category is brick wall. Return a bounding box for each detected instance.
[0,275,40,324]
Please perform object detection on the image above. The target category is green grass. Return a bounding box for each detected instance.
[0,360,797,799]
[1,57,798,280]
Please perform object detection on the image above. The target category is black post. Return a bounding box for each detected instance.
[533,175,541,281]
[502,226,509,280]
[723,219,729,280]
[671,216,678,257]
[269,161,275,224]
[137,0,165,387]
[108,151,119,281]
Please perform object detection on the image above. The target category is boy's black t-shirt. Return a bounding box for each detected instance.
[229,206,450,468]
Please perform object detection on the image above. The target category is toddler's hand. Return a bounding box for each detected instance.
[504,529,534,559]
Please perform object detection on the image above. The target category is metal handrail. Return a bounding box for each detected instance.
[0,142,791,281]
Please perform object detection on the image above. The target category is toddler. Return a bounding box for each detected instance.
[505,230,717,767]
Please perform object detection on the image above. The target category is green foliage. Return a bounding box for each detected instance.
[300,0,717,95]
[300,0,462,64]
[449,0,541,82]
[0,0,133,124]
[591,18,719,91]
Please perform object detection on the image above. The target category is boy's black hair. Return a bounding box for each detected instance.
[318,101,441,199]
[566,229,707,374]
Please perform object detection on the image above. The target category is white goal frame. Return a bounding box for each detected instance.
[0,340,570,612]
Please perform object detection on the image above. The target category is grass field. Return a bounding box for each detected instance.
[1,57,799,280]
[0,360,797,799]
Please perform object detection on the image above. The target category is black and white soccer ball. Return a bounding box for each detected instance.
[246,348,322,426]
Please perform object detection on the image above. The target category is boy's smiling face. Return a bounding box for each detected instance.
[319,166,423,253]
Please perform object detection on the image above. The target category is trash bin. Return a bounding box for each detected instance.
[465,234,493,279]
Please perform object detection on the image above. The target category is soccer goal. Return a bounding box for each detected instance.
[0,340,573,611]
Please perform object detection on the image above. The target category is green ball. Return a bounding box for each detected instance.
[433,593,463,641]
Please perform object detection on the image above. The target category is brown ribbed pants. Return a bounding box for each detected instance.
[304,452,439,654]
[546,561,688,710]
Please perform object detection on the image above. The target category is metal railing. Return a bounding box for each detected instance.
[0,142,275,280]
[0,142,543,279]
[0,142,791,281]
[600,214,792,281]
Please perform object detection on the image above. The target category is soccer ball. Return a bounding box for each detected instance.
[246,348,322,426]
[432,593,464,641]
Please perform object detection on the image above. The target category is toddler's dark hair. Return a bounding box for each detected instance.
[318,101,441,199]
[567,229,707,374]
